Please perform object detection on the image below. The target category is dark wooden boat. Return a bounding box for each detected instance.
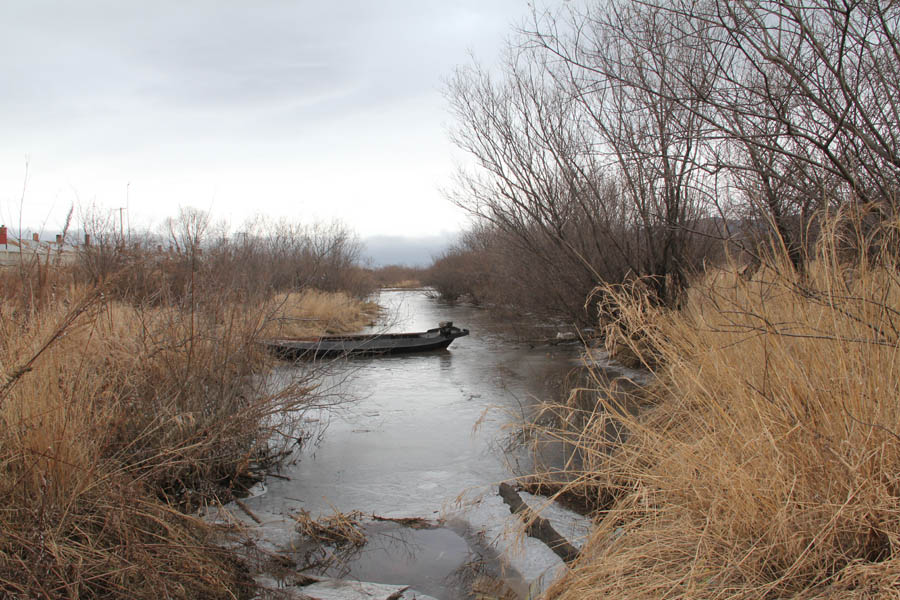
[266,321,469,360]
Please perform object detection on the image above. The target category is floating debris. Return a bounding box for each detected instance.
[294,508,367,547]
[370,514,439,530]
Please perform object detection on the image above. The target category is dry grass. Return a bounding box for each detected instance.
[262,289,379,338]
[368,265,425,289]
[542,218,900,598]
[471,575,520,600]
[0,291,261,597]
[293,508,367,547]
[385,279,423,289]
[0,255,373,597]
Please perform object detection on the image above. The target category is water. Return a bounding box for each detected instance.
[243,290,586,599]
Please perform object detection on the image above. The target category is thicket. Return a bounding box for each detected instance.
[0,209,373,598]
[72,209,374,305]
[438,0,900,326]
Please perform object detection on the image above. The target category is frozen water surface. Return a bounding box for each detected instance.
[239,290,600,599]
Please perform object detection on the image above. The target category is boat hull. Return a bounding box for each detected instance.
[266,325,469,360]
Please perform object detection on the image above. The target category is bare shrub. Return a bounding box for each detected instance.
[427,216,719,324]
[426,244,489,304]
[0,283,275,596]
[73,211,376,308]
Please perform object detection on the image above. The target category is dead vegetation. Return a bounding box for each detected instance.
[370,514,437,530]
[368,264,426,289]
[293,508,367,547]
[0,274,270,597]
[471,576,520,600]
[290,510,439,554]
[262,289,379,338]
[534,214,900,599]
[0,212,377,599]
[288,509,449,582]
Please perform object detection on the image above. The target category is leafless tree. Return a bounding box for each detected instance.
[447,57,645,318]
[447,2,720,315]
[447,0,900,318]
[632,0,900,262]
[529,0,722,303]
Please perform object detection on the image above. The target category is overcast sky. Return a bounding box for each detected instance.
[0,1,529,240]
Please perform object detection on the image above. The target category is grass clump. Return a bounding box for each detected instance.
[262,289,379,338]
[293,508,367,547]
[543,216,900,599]
[0,287,264,597]
[0,231,375,598]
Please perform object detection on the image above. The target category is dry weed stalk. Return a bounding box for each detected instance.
[540,216,900,599]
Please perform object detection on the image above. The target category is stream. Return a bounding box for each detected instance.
[233,290,601,599]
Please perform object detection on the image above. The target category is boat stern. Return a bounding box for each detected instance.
[438,321,469,339]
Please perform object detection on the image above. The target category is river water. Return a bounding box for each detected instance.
[241,290,592,599]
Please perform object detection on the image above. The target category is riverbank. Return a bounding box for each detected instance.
[538,242,900,598]
[0,257,376,598]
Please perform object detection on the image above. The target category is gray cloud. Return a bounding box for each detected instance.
[363,233,458,267]
[0,0,530,236]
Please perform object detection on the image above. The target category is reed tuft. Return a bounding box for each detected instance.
[0,231,372,598]
[542,214,900,598]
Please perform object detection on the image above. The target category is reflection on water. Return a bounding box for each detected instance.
[251,290,584,598]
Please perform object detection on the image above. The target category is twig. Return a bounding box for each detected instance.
[234,499,262,524]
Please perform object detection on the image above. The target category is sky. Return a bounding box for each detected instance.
[0,1,530,253]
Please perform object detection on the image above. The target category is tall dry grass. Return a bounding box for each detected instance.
[368,264,425,289]
[262,289,379,338]
[542,215,900,598]
[0,249,368,597]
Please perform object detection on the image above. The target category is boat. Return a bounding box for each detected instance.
[266,321,470,360]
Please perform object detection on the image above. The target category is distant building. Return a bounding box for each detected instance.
[0,226,82,266]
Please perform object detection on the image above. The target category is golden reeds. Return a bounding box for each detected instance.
[0,248,373,598]
[0,291,260,596]
[261,289,379,338]
[544,216,900,598]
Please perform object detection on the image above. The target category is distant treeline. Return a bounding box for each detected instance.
[59,208,373,308]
